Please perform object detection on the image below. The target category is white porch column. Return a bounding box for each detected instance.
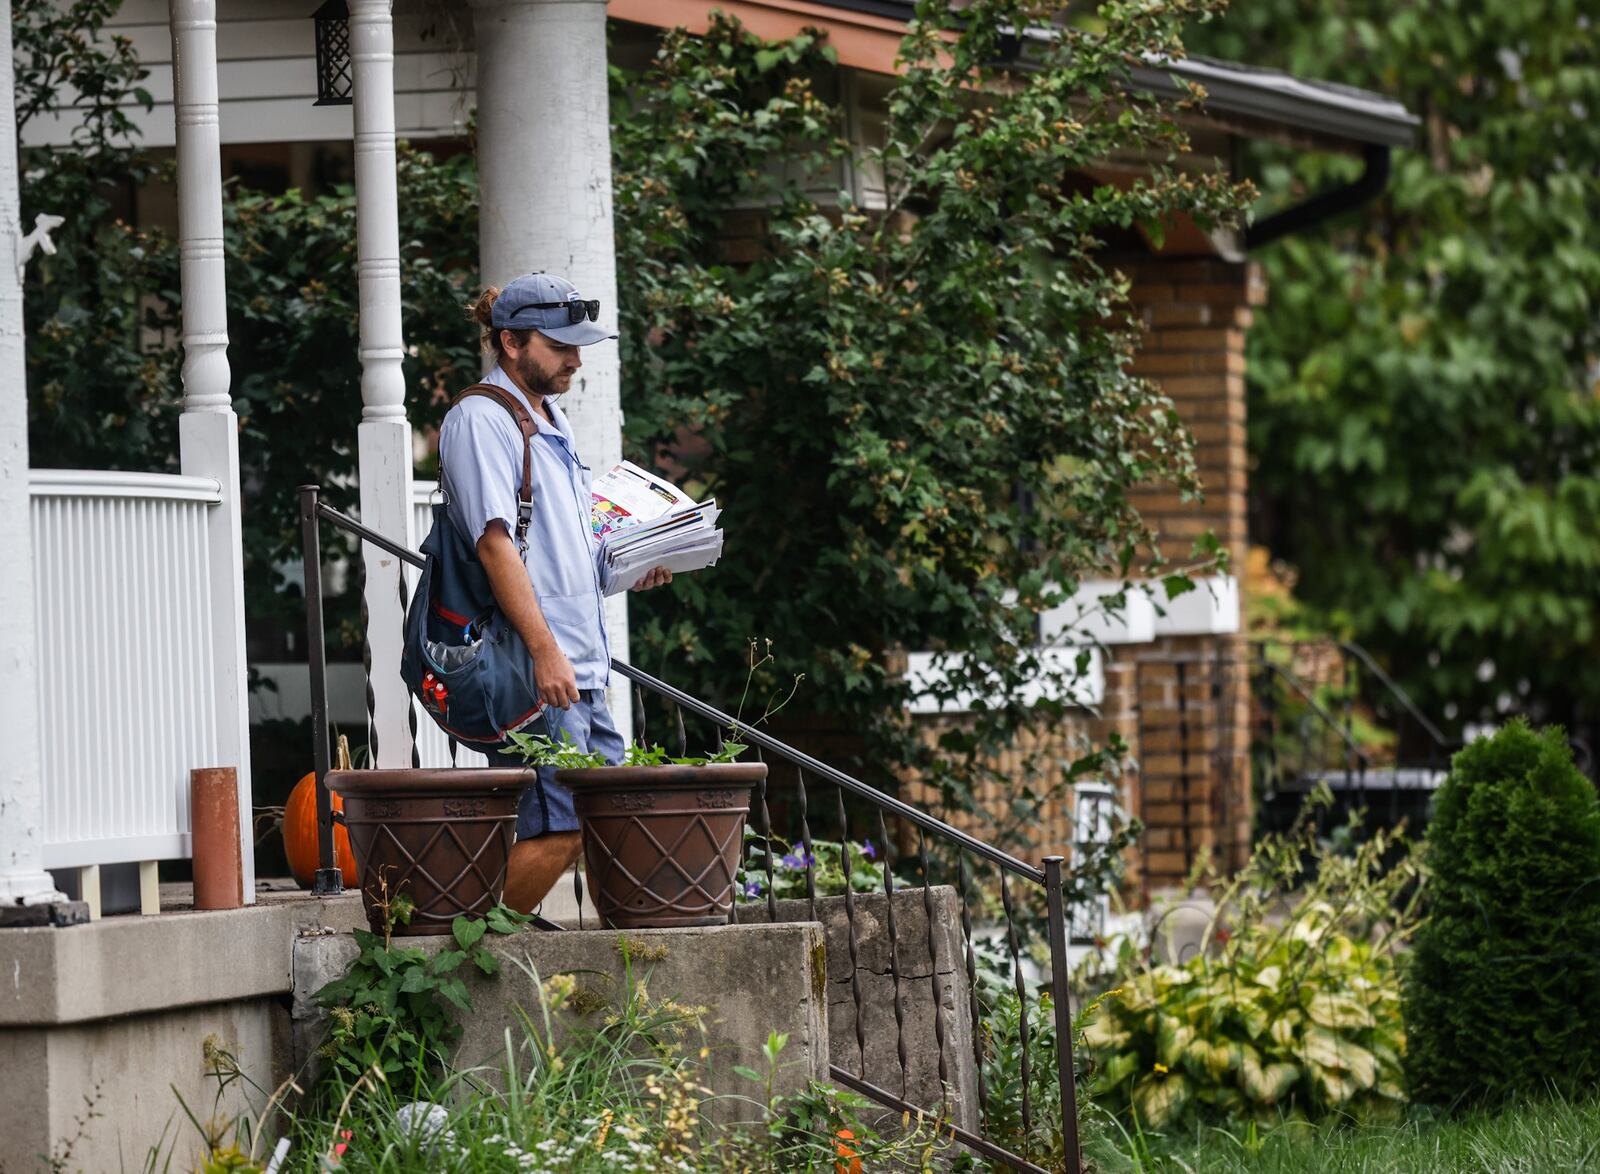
[0,1,65,907]
[472,0,631,738]
[171,0,256,902]
[350,0,414,767]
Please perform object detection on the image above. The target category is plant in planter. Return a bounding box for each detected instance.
[506,732,766,930]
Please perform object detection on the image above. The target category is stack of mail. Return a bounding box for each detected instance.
[591,460,724,595]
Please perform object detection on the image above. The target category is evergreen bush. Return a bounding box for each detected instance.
[1404,719,1600,1106]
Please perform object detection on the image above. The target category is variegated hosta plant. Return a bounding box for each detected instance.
[1085,798,1419,1130]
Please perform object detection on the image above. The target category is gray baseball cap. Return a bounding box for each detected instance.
[491,272,618,346]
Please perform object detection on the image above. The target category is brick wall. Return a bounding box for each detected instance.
[1117,257,1263,888]
[1115,634,1252,890]
[1125,257,1263,571]
[902,712,1102,862]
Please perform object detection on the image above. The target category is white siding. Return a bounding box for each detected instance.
[21,0,473,148]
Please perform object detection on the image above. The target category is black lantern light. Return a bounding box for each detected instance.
[312,0,353,107]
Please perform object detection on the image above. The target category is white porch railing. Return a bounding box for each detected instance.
[31,470,226,868]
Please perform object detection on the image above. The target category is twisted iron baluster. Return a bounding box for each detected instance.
[634,685,646,745]
[756,748,777,923]
[1343,653,1359,797]
[919,826,949,1101]
[876,810,909,1098]
[1257,643,1281,799]
[1134,661,1150,893]
[573,863,585,931]
[1176,658,1191,874]
[1294,644,1315,807]
[837,784,867,1072]
[1210,642,1228,867]
[797,766,817,923]
[957,851,988,1123]
[448,735,458,769]
[361,569,377,765]
[1001,868,1032,1142]
[674,702,687,759]
[398,572,418,768]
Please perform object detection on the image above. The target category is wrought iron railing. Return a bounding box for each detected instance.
[297,484,1090,1173]
[1251,637,1456,826]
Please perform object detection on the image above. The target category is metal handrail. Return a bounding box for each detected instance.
[1256,659,1373,769]
[297,483,1085,1173]
[611,660,1046,885]
[1336,639,1451,749]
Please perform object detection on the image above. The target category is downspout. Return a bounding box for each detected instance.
[1243,141,1391,250]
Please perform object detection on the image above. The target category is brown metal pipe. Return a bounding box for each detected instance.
[191,767,243,910]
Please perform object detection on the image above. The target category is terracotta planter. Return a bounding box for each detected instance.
[556,762,768,929]
[327,768,527,936]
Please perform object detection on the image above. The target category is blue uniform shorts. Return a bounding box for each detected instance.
[516,688,625,840]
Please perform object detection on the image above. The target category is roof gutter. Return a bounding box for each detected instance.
[1243,140,1392,250]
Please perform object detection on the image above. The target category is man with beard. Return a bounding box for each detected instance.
[440,272,671,910]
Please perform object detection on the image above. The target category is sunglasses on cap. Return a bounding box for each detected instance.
[525,298,602,325]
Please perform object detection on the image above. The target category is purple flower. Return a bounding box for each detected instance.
[743,880,763,898]
[861,840,878,860]
[780,851,816,870]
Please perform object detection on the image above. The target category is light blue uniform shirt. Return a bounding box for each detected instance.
[437,363,612,688]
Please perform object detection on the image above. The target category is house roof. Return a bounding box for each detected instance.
[609,0,1417,149]
[1129,56,1418,149]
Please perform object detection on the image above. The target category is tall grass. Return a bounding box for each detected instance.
[147,947,948,1173]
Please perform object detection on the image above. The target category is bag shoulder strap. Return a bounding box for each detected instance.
[453,381,538,551]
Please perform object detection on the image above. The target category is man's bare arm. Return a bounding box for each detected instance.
[476,524,580,709]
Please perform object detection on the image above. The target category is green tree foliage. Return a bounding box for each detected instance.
[613,0,1246,825]
[1187,4,1600,753]
[1403,719,1600,1106]
[220,155,478,633]
[15,0,180,469]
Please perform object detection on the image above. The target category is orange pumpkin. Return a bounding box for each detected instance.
[284,739,359,887]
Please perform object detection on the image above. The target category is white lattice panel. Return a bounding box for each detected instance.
[31,471,225,867]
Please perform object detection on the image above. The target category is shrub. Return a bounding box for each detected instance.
[1404,719,1600,1106]
[1085,804,1415,1129]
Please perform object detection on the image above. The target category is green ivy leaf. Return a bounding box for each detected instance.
[452,917,488,951]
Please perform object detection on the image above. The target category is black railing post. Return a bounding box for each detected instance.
[1043,856,1082,1174]
[299,484,342,896]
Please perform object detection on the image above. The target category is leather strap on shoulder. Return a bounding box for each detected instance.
[454,382,537,550]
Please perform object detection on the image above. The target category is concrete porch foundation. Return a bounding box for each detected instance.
[0,887,365,1172]
[290,920,830,1124]
[1,888,831,1169]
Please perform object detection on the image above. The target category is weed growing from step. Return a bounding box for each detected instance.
[314,895,534,1088]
